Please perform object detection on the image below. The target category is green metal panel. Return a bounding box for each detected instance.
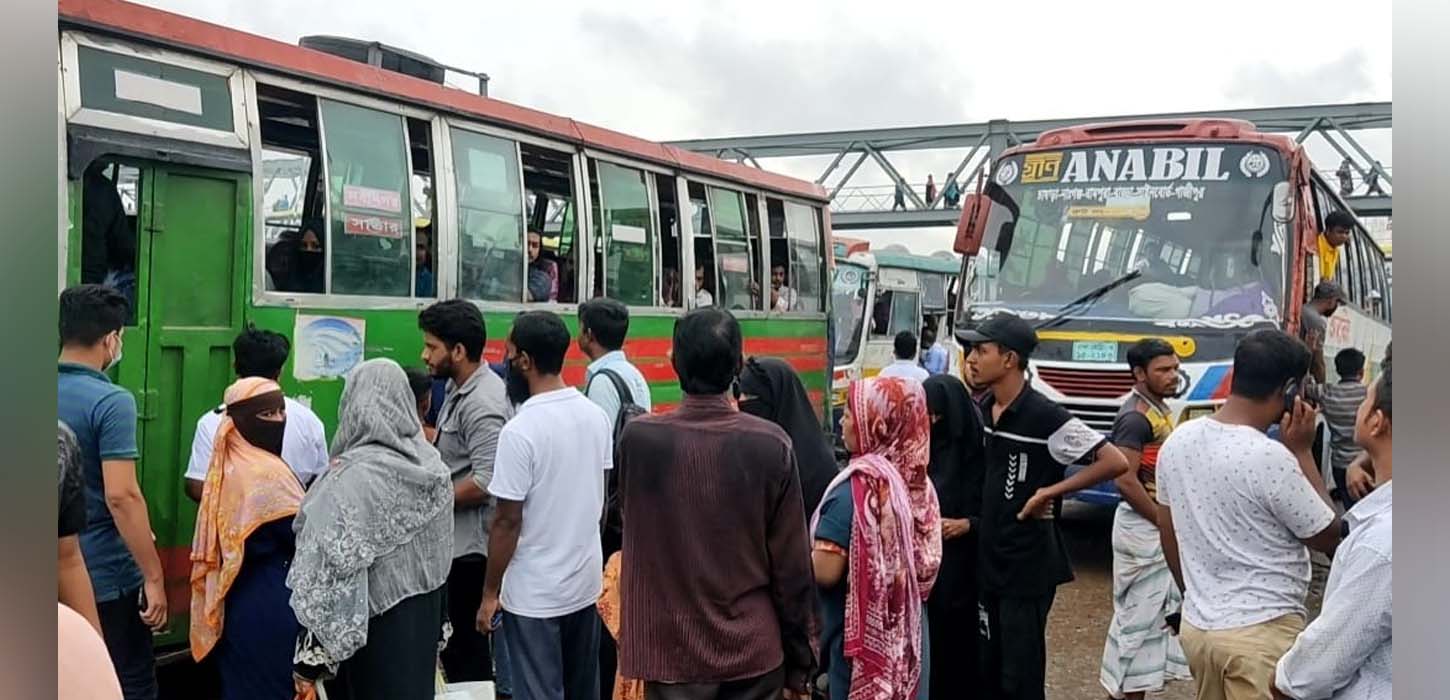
[142,165,250,648]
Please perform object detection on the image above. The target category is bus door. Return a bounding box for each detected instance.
[864,267,922,376]
[80,158,250,644]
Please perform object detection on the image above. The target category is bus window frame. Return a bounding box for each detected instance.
[587,152,663,311]
[61,32,249,151]
[763,194,830,319]
[249,71,443,310]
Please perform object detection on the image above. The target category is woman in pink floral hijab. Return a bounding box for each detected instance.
[811,376,943,700]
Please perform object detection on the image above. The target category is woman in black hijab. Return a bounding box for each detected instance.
[738,357,840,515]
[922,374,986,700]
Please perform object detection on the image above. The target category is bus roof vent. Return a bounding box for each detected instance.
[299,36,491,96]
[1036,118,1255,147]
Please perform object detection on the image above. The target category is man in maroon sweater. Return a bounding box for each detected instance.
[616,308,818,700]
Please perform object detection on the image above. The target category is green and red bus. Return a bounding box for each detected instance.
[59,0,835,652]
[953,118,1392,504]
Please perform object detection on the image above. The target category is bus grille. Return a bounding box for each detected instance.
[1036,366,1136,399]
[1060,402,1120,433]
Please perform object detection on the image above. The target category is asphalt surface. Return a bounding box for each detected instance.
[163,500,1325,700]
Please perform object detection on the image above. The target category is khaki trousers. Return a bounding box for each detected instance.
[1179,614,1304,700]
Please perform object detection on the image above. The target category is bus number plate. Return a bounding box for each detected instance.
[1072,341,1118,362]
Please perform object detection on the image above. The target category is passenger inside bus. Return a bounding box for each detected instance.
[416,225,436,297]
[695,265,715,307]
[265,221,326,295]
[527,231,559,302]
[662,267,683,308]
[81,160,138,317]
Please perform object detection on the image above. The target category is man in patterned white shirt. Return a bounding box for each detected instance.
[1157,330,1341,700]
[1274,363,1392,700]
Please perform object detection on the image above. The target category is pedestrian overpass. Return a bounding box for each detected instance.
[667,102,1391,230]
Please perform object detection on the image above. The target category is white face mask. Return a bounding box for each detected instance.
[105,332,124,371]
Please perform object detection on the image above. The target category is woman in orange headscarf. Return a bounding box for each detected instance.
[190,377,305,700]
[811,376,942,700]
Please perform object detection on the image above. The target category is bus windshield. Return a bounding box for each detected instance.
[964,143,1290,326]
[832,261,870,361]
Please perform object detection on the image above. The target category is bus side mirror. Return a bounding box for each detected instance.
[955,193,990,255]
[1272,181,1294,224]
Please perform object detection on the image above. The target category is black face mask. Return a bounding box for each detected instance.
[228,391,287,457]
[505,358,531,406]
[296,250,324,276]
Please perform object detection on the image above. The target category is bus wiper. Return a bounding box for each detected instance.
[1034,269,1143,330]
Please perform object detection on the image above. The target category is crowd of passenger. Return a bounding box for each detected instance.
[57,274,1390,700]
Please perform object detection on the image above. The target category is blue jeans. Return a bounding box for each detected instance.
[503,605,600,700]
[494,625,513,696]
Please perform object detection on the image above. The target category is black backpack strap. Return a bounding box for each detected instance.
[592,368,636,407]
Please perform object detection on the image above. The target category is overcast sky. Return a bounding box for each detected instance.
[135,0,1392,253]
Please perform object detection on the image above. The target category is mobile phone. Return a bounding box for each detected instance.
[1282,378,1301,416]
[490,610,503,631]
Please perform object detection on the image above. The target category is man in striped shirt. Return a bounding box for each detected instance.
[1321,349,1369,509]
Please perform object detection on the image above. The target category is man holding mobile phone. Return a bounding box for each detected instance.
[1155,330,1341,700]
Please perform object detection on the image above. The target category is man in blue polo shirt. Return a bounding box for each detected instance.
[57,284,166,700]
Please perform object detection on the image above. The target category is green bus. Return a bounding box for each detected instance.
[60,0,835,653]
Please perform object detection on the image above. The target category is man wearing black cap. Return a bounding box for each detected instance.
[961,312,1131,700]
[1299,282,1344,385]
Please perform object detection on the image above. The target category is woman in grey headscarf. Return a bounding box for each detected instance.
[289,359,454,700]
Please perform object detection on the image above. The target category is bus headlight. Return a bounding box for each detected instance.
[1180,405,1217,422]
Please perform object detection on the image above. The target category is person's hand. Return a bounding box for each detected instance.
[1278,397,1319,455]
[1346,457,1376,500]
[477,591,501,633]
[941,518,971,540]
[1017,488,1055,521]
[293,674,317,700]
[140,577,168,631]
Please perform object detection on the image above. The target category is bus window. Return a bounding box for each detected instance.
[656,173,683,307]
[590,160,655,307]
[784,202,825,312]
[80,160,141,322]
[452,127,525,303]
[257,84,326,295]
[409,118,437,299]
[708,186,756,310]
[318,99,414,297]
[688,182,716,307]
[869,289,920,338]
[522,143,578,304]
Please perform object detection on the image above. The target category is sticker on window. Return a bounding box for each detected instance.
[611,224,647,245]
[343,214,405,239]
[343,185,403,214]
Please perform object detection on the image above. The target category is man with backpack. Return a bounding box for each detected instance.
[578,297,651,700]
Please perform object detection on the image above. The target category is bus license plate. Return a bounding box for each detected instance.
[1072,340,1118,362]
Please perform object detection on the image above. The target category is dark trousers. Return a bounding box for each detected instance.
[928,599,979,700]
[645,666,785,700]
[599,630,618,700]
[978,591,1055,700]
[503,604,600,700]
[96,587,158,700]
[441,555,494,682]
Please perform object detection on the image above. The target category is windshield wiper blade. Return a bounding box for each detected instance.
[1034,269,1143,330]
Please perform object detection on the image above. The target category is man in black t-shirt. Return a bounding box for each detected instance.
[961,313,1131,700]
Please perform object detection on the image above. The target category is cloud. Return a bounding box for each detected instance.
[572,11,973,139]
[1225,49,1376,105]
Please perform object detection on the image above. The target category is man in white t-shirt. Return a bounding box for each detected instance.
[877,331,930,383]
[1156,329,1341,700]
[479,311,612,700]
[183,328,328,500]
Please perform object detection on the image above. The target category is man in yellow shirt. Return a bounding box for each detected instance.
[1318,211,1355,282]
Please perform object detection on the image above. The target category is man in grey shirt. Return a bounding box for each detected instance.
[1298,282,1343,385]
[420,300,512,684]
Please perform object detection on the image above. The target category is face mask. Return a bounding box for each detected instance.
[505,359,532,406]
[228,391,287,457]
[105,333,124,372]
